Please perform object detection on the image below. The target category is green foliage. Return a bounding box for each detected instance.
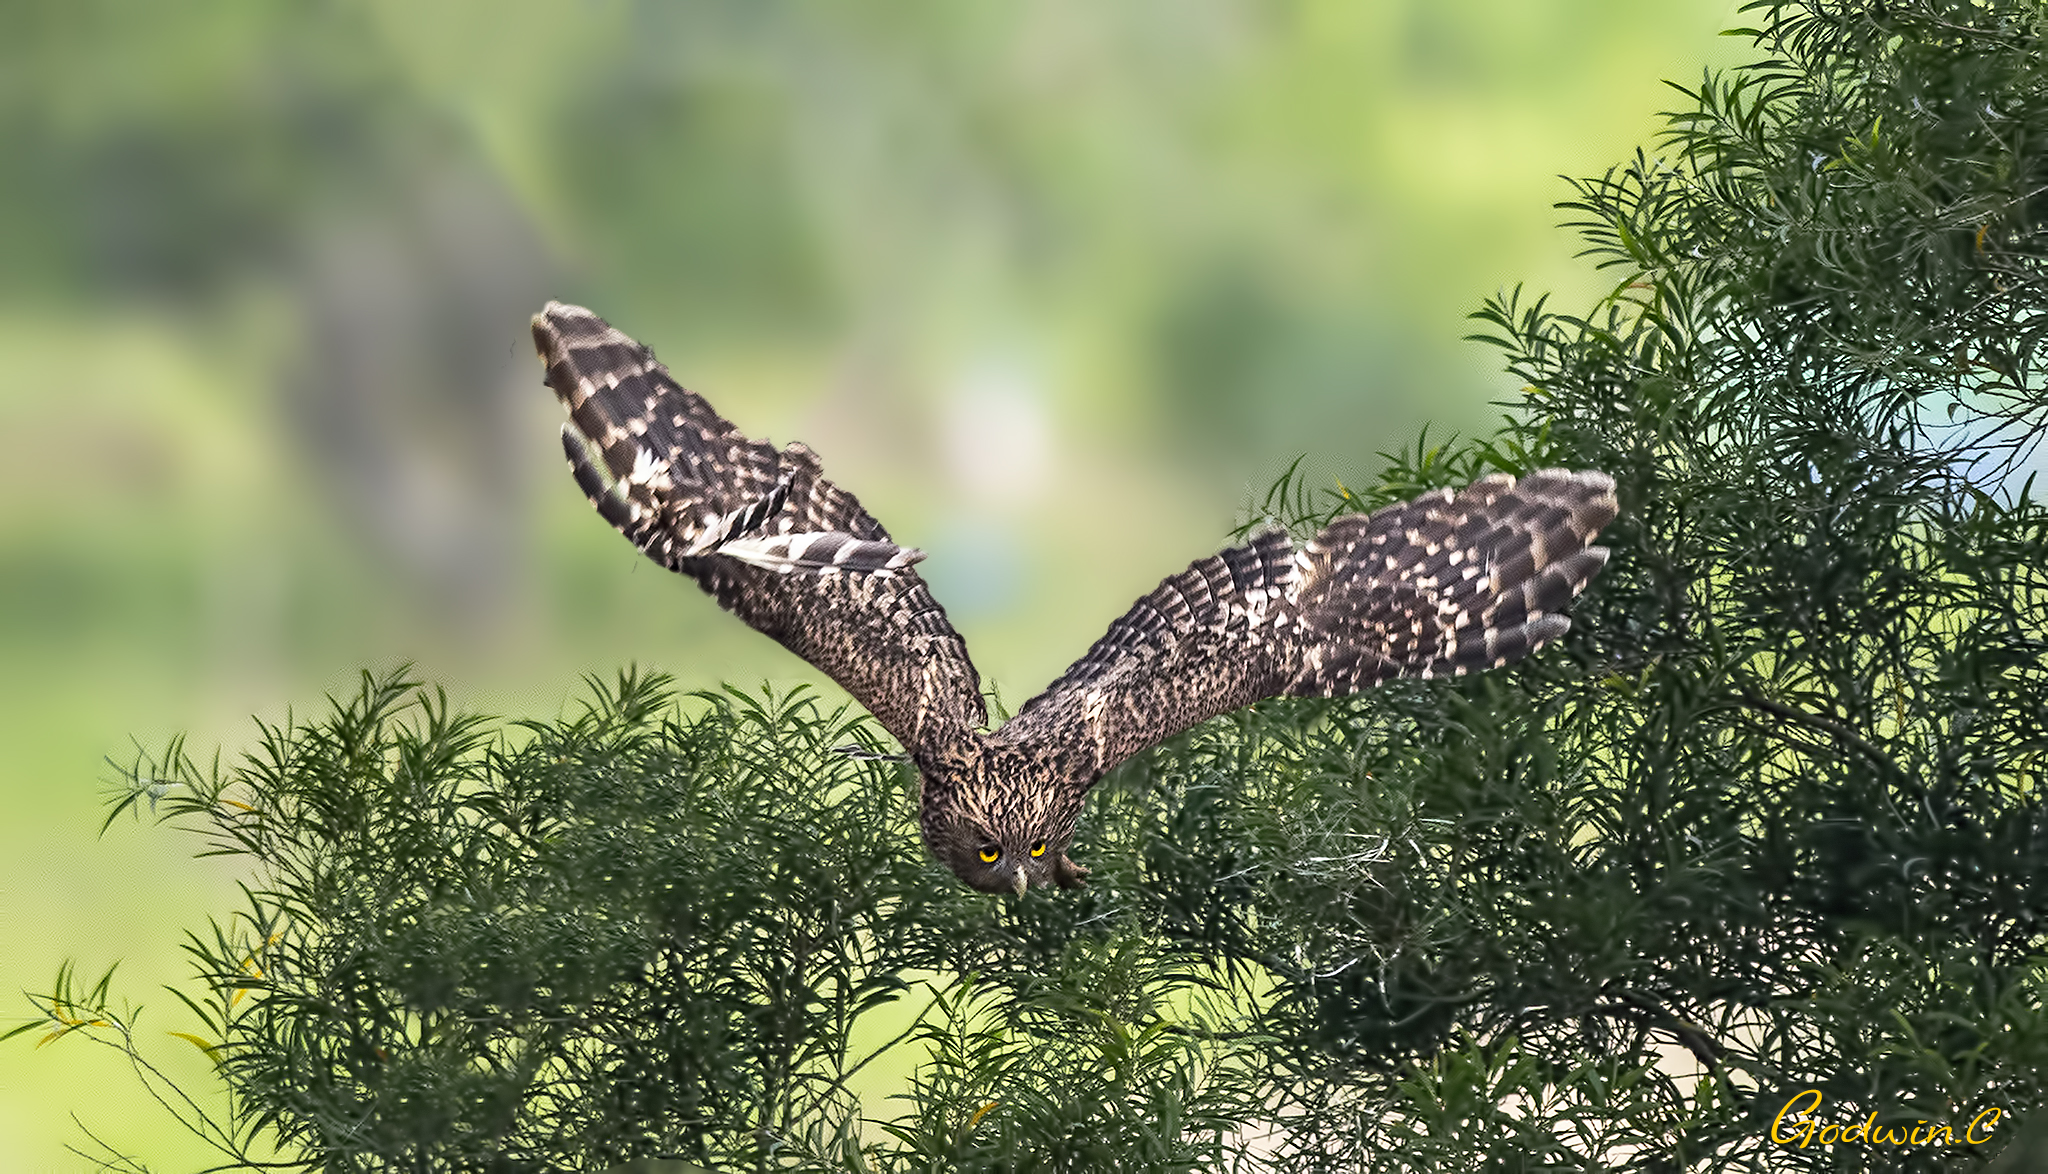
[17,1,2048,1169]
[41,670,1273,1172]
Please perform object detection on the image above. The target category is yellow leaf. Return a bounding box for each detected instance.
[967,1100,999,1130]
[36,1021,103,1048]
[168,1031,223,1064]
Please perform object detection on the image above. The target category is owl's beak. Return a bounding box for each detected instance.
[1010,869,1028,896]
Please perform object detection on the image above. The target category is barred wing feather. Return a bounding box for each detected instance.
[992,470,1618,784]
[532,302,986,749]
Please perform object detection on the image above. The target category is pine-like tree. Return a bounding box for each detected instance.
[18,2,2048,1169]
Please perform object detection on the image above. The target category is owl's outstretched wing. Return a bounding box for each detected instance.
[532,302,986,750]
[989,470,1618,783]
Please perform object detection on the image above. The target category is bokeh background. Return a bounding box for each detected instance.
[1,1,1743,1164]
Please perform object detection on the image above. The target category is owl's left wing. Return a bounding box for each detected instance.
[533,302,987,752]
[989,470,1618,783]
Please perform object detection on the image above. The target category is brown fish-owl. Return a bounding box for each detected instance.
[532,303,1619,895]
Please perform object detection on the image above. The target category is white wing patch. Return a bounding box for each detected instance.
[716,530,925,576]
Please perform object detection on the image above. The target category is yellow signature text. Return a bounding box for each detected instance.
[1771,1089,2002,1148]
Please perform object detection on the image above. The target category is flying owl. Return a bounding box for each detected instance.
[532,302,1618,895]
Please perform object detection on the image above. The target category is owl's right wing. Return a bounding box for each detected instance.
[533,302,986,752]
[989,470,1618,783]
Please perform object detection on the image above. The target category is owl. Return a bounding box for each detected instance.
[532,303,1618,895]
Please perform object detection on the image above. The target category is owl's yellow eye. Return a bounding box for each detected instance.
[1029,840,1048,858]
[978,845,1000,864]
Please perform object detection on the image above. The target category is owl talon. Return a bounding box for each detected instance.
[1054,855,1090,889]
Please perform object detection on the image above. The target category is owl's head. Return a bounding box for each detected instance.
[920,809,1091,894]
[916,742,1089,895]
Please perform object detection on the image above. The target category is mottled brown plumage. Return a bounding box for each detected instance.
[532,302,1619,895]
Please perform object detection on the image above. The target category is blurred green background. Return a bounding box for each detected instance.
[1,1,1742,1165]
